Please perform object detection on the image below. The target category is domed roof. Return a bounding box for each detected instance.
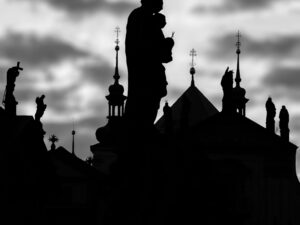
[109,82,124,96]
[233,86,246,97]
[96,124,112,143]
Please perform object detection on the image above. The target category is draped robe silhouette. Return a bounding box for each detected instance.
[125,3,172,129]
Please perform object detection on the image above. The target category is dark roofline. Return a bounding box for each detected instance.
[190,112,298,151]
[49,146,106,179]
[156,85,219,132]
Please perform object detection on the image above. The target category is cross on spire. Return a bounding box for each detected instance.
[189,49,197,87]
[190,48,197,67]
[49,134,58,144]
[236,31,242,52]
[115,26,120,45]
[49,134,59,151]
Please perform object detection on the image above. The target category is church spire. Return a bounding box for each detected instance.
[189,49,197,87]
[233,31,248,116]
[114,26,120,83]
[235,31,242,87]
[106,26,127,118]
[71,121,76,156]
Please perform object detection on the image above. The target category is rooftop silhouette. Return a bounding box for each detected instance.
[0,1,299,224]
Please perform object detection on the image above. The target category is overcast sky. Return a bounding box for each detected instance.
[0,0,299,175]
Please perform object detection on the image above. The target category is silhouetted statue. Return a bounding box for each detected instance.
[2,62,23,116]
[221,67,234,114]
[125,0,174,131]
[163,101,173,135]
[265,97,276,133]
[233,85,248,116]
[153,13,175,63]
[279,105,289,141]
[35,95,47,136]
[35,95,47,121]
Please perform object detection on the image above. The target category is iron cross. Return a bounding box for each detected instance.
[236,31,242,49]
[190,48,197,67]
[115,26,120,45]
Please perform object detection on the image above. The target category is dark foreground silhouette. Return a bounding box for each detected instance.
[0,6,300,225]
[124,0,174,132]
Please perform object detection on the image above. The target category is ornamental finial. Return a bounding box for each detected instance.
[189,49,197,86]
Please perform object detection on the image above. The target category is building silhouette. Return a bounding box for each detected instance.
[46,145,105,225]
[156,49,218,135]
[153,34,300,225]
[0,101,56,224]
[0,30,299,225]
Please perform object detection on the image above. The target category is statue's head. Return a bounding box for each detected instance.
[141,0,163,13]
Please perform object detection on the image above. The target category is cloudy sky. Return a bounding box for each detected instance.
[0,0,299,174]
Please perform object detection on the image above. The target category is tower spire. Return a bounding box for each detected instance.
[235,31,242,87]
[189,49,197,87]
[233,31,248,116]
[72,121,76,155]
[106,26,127,118]
[114,26,120,83]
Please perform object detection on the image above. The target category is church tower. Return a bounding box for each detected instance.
[106,26,127,119]
[95,26,127,144]
[91,27,127,173]
[233,31,249,116]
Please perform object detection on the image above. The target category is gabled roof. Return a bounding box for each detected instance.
[49,146,104,179]
[156,84,219,133]
[188,112,298,155]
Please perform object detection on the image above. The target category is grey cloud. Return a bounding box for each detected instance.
[82,62,128,89]
[15,84,80,113]
[209,33,300,60]
[291,116,300,132]
[264,87,300,102]
[193,0,295,14]
[264,67,300,89]
[0,32,89,68]
[83,63,114,86]
[260,66,300,102]
[19,0,136,16]
[106,1,137,15]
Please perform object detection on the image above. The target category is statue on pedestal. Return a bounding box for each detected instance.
[35,95,47,136]
[2,62,23,116]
